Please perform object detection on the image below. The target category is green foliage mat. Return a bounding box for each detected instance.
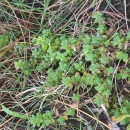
[1,12,130,129]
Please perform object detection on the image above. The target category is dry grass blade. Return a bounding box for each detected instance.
[0,43,14,58]
[57,100,111,130]
[0,35,24,58]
